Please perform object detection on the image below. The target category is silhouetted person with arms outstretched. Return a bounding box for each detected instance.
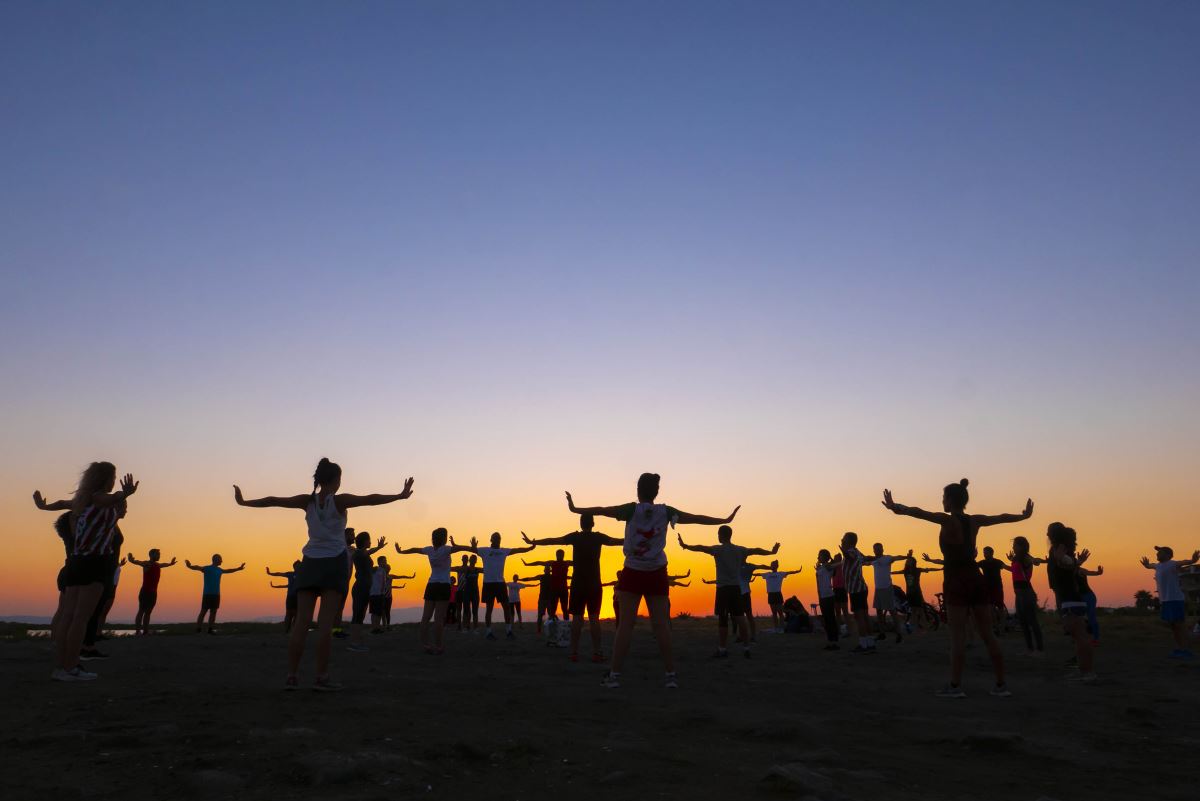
[883,479,1031,697]
[267,561,302,632]
[128,549,177,635]
[468,532,535,640]
[1046,523,1097,681]
[395,529,474,653]
[347,531,387,652]
[186,555,245,633]
[1141,545,1199,659]
[1005,537,1044,655]
[754,560,803,633]
[234,457,414,690]
[523,515,625,662]
[34,464,137,682]
[681,527,779,656]
[568,472,739,689]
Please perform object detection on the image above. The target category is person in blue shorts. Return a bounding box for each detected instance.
[1141,546,1199,659]
[186,554,245,634]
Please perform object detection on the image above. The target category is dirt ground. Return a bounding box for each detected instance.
[1,615,1196,801]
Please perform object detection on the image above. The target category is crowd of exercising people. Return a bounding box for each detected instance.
[34,461,1199,695]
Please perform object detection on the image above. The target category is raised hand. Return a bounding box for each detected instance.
[521,531,534,545]
[121,473,139,496]
[921,552,932,562]
[239,562,246,569]
[724,505,741,523]
[168,557,177,565]
[264,567,271,575]
[881,489,895,510]
[233,485,245,505]
[771,542,781,553]
[676,532,686,547]
[376,535,386,548]
[1140,556,1152,568]
[1192,550,1200,562]
[33,490,47,509]
[1006,550,1015,561]
[399,477,415,499]
[565,491,577,512]
[449,536,458,547]
[395,543,404,553]
[1077,548,1091,565]
[1022,499,1034,518]
[1095,565,1104,575]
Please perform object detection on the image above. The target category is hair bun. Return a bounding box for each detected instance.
[959,478,969,487]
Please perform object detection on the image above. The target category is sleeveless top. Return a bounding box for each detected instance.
[623,503,672,571]
[304,493,348,559]
[939,513,979,573]
[73,505,121,556]
[1046,548,1082,602]
[1011,558,1034,586]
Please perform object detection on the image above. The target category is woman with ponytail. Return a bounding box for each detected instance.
[33,462,139,682]
[882,478,1032,698]
[234,458,414,691]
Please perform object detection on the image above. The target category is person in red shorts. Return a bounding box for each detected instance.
[566,472,739,690]
[522,514,623,663]
[882,479,1033,698]
[128,549,177,635]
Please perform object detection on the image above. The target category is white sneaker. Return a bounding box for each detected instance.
[600,671,621,688]
[664,672,679,689]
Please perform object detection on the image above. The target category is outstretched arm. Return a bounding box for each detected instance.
[265,567,288,577]
[746,543,781,556]
[508,544,536,556]
[564,491,628,519]
[224,563,246,574]
[974,499,1035,527]
[1182,550,1200,567]
[270,582,288,589]
[1079,565,1104,577]
[364,536,388,555]
[233,485,310,509]
[671,580,691,587]
[881,490,947,524]
[89,474,140,509]
[184,560,203,571]
[701,578,717,585]
[337,478,415,509]
[521,531,571,546]
[127,554,146,567]
[523,559,552,567]
[674,505,740,526]
[676,533,713,554]
[921,553,945,566]
[161,558,178,569]
[667,569,692,581]
[33,491,72,511]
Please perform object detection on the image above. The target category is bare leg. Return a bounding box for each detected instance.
[589,614,602,656]
[570,617,584,656]
[947,604,969,685]
[970,605,1005,685]
[288,591,318,677]
[1066,615,1094,673]
[433,601,448,648]
[58,584,104,670]
[645,595,675,672]
[313,590,342,678]
[609,591,640,673]
[419,600,435,648]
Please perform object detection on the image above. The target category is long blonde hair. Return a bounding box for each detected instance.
[70,461,116,524]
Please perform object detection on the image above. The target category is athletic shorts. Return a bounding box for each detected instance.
[767,591,784,606]
[137,589,158,610]
[548,586,569,609]
[849,589,869,613]
[942,569,988,608]
[988,584,1005,607]
[351,586,371,624]
[201,593,221,611]
[874,586,895,611]
[714,585,745,619]
[368,595,385,616]
[616,566,669,598]
[424,582,452,602]
[295,553,351,595]
[482,582,509,605]
[833,587,848,604]
[64,554,112,587]
[1161,600,1185,623]
[569,583,603,617]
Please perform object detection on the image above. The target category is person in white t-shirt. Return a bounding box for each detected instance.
[869,543,908,644]
[1140,545,1199,659]
[814,549,843,650]
[507,573,538,625]
[395,529,476,654]
[752,560,803,633]
[466,532,535,641]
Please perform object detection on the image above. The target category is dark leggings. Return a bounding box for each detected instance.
[1014,583,1043,652]
[819,596,838,643]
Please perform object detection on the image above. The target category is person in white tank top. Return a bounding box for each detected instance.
[234,458,414,691]
[565,472,740,690]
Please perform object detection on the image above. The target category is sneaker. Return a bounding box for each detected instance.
[990,683,1012,697]
[851,645,876,655]
[823,643,840,651]
[79,648,109,661]
[711,648,729,659]
[935,684,967,699]
[346,643,368,653]
[1169,649,1195,660]
[839,624,848,636]
[600,671,621,689]
[284,675,299,691]
[52,666,98,682]
[313,677,344,692]
[664,672,679,689]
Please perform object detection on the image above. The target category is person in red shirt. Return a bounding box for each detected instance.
[128,549,177,635]
[522,549,573,624]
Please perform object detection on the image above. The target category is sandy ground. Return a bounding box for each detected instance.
[1,615,1196,801]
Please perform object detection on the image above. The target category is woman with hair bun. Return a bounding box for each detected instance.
[566,472,740,690]
[234,458,414,691]
[882,478,1032,698]
[1046,523,1097,682]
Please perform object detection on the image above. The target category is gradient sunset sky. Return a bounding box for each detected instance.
[2,2,1198,622]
